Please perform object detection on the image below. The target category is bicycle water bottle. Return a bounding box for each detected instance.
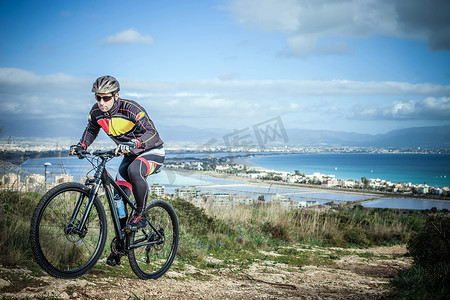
[114,194,126,219]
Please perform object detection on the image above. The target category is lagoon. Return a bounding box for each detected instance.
[19,155,450,210]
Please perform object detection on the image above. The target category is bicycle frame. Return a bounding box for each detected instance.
[70,150,164,252]
[31,147,178,280]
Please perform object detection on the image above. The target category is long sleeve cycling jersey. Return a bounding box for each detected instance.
[79,98,163,156]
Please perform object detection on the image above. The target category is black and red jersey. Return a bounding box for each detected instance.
[79,98,163,156]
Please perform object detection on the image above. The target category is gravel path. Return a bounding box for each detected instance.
[1,245,411,299]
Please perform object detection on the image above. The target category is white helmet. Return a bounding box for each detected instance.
[92,75,120,94]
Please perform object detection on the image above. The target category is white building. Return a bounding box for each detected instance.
[271,193,295,210]
[233,195,253,205]
[175,186,201,200]
[323,179,339,187]
[297,200,318,208]
[55,174,73,184]
[0,173,20,188]
[151,184,165,197]
[208,193,233,209]
[342,180,355,188]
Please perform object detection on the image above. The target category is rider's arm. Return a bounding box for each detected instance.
[79,111,101,150]
[124,100,163,149]
[134,115,162,149]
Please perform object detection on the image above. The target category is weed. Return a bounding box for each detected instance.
[0,190,41,266]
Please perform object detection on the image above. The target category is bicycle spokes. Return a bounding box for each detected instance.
[128,200,179,279]
[30,184,107,278]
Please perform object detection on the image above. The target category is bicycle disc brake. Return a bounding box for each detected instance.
[64,220,87,243]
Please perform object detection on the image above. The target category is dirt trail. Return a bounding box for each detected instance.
[1,245,411,299]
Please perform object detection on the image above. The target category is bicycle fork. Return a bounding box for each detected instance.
[67,180,101,238]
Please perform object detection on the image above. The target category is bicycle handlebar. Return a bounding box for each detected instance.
[75,141,137,158]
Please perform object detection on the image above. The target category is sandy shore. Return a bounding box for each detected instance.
[170,168,449,205]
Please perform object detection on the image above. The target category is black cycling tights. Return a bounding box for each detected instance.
[115,147,165,215]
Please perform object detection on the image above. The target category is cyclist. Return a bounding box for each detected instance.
[71,75,164,266]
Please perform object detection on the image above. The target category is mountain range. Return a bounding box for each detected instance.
[2,123,450,149]
[285,125,450,148]
[158,125,450,149]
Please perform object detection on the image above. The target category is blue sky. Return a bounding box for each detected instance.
[0,0,449,143]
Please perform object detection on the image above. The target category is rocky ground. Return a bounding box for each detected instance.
[0,245,410,299]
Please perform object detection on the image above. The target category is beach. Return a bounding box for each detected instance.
[164,168,450,210]
[14,153,450,210]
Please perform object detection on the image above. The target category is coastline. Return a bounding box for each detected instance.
[237,153,449,189]
[171,168,450,204]
[4,151,450,207]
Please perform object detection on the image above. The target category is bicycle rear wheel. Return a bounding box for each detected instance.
[128,200,179,279]
[30,182,107,278]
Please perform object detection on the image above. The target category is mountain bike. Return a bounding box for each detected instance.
[30,147,179,279]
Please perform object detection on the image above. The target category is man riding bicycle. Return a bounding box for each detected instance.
[71,75,164,266]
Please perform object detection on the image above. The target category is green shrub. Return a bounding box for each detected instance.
[261,221,290,242]
[323,231,348,248]
[391,214,450,299]
[402,215,424,231]
[343,227,371,246]
[169,197,235,237]
[408,215,450,290]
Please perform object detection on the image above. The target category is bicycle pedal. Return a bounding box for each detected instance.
[124,225,138,232]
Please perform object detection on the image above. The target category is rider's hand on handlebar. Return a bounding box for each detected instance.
[115,139,140,156]
[70,143,86,158]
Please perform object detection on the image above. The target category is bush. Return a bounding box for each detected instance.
[391,214,450,299]
[323,231,347,248]
[261,221,290,241]
[169,197,235,237]
[343,227,371,246]
[402,215,424,231]
[408,215,450,290]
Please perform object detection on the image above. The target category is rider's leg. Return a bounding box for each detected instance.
[116,155,134,197]
[126,147,165,230]
[107,156,134,266]
[127,147,165,214]
[115,155,134,227]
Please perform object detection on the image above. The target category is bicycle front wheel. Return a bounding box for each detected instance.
[128,200,179,279]
[30,182,107,278]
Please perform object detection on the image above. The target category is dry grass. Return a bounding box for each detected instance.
[206,202,414,247]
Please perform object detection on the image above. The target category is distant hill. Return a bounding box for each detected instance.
[368,126,450,148]
[2,122,450,149]
[159,125,450,149]
[285,125,450,148]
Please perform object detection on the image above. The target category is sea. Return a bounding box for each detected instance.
[16,152,450,211]
[248,153,450,188]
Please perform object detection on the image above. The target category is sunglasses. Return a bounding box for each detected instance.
[95,94,114,102]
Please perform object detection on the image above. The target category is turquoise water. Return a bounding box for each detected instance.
[18,154,450,210]
[248,153,450,188]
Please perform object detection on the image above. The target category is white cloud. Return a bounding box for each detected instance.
[0,68,91,118]
[101,28,154,45]
[227,0,450,56]
[123,78,450,96]
[349,97,450,120]
[229,0,301,33]
[0,68,88,91]
[1,68,449,136]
